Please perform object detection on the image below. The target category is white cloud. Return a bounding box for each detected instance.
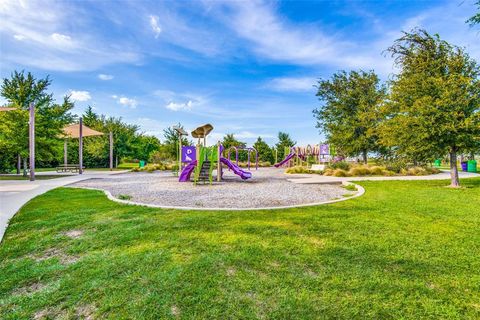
[50,32,71,44]
[13,34,26,41]
[267,77,316,92]
[165,100,193,111]
[98,74,114,80]
[112,95,137,108]
[235,131,275,139]
[0,0,141,71]
[134,117,171,138]
[69,90,91,102]
[149,15,162,38]
[153,90,208,111]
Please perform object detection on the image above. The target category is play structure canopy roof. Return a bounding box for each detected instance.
[62,123,104,138]
[191,124,213,138]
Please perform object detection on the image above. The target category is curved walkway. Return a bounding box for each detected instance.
[0,171,127,242]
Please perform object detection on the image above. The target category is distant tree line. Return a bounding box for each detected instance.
[0,71,161,172]
[0,71,296,172]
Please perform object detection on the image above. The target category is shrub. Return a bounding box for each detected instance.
[285,166,316,174]
[369,165,385,175]
[348,165,371,176]
[323,168,334,176]
[328,161,350,171]
[333,169,349,177]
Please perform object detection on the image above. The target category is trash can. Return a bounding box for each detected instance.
[461,161,468,171]
[434,159,441,167]
[467,160,477,173]
[139,160,146,168]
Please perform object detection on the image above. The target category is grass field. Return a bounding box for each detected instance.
[0,175,71,181]
[1,179,479,319]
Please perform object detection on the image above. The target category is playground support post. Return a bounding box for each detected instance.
[178,132,182,172]
[109,131,113,170]
[217,141,221,182]
[29,103,35,181]
[79,117,83,174]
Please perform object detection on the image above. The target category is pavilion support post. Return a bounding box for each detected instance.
[64,139,68,166]
[29,103,35,181]
[79,117,83,174]
[109,131,113,171]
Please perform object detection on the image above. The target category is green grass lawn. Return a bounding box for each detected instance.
[0,175,71,180]
[1,179,480,319]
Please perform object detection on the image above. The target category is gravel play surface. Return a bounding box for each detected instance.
[69,168,351,209]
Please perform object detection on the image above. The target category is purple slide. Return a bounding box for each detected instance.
[274,152,296,167]
[178,160,197,182]
[220,157,252,180]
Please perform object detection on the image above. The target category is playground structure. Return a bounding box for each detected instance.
[227,146,259,170]
[274,144,334,168]
[177,124,254,184]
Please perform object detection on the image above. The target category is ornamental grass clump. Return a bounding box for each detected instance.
[333,169,349,177]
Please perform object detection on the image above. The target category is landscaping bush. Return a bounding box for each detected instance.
[333,169,349,177]
[285,166,317,174]
[327,161,350,171]
[322,163,434,177]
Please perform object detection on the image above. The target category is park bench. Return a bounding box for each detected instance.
[56,164,83,173]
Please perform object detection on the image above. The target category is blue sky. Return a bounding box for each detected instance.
[1,0,479,146]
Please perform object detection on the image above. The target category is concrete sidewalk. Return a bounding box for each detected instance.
[287,170,480,184]
[0,170,127,242]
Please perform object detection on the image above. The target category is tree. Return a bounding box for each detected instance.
[253,137,274,164]
[380,29,480,187]
[221,133,246,159]
[313,70,386,163]
[0,71,74,173]
[137,135,161,161]
[275,132,296,160]
[467,1,480,26]
[81,107,160,166]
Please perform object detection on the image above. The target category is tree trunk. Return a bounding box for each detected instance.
[17,154,21,174]
[362,150,368,164]
[449,149,460,187]
[23,158,28,177]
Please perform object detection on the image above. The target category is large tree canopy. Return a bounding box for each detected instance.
[253,136,274,164]
[314,70,386,163]
[379,29,480,187]
[0,71,74,172]
[275,132,296,160]
[467,1,480,26]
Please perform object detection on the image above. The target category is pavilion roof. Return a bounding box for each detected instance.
[62,123,104,138]
[0,107,17,112]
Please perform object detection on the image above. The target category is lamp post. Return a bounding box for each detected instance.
[173,126,188,172]
[29,103,35,181]
[79,117,83,174]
